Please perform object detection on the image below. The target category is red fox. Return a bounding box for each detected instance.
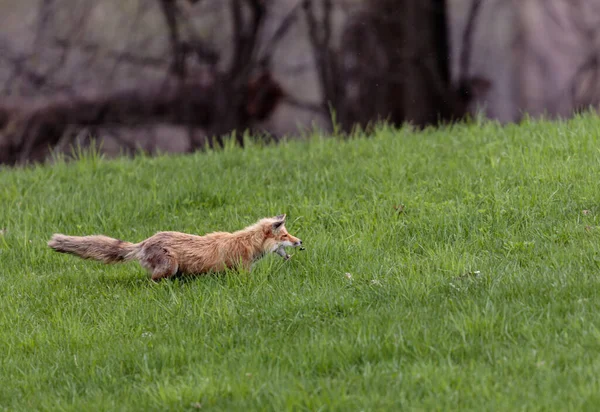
[48,214,303,281]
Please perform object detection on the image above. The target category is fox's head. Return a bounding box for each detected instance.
[262,214,302,252]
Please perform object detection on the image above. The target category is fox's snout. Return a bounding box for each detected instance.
[285,234,302,247]
[294,238,305,251]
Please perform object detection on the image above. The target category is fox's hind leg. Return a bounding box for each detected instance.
[138,244,178,282]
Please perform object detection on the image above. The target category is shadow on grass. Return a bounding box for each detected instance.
[93,269,236,288]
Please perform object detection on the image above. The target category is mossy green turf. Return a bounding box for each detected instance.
[2,115,600,411]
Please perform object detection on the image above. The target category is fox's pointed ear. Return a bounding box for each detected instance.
[272,214,286,231]
[272,220,285,231]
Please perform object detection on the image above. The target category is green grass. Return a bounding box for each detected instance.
[2,115,600,411]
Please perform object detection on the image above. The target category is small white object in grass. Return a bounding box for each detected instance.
[344,273,352,280]
[371,279,382,286]
[141,332,153,338]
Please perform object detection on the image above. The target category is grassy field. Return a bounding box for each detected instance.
[2,116,600,411]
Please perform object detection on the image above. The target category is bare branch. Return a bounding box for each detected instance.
[158,0,186,76]
[0,41,74,94]
[258,2,302,67]
[34,0,55,50]
[302,0,338,114]
[229,0,266,79]
[175,6,220,65]
[230,0,245,75]
[52,38,168,68]
[458,0,483,95]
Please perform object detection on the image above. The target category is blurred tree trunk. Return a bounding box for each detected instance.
[391,0,459,126]
[337,0,464,131]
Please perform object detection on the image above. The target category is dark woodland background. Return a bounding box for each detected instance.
[1,0,599,165]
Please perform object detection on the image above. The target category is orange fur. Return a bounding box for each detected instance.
[48,214,302,281]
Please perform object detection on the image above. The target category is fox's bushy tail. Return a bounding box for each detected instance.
[48,234,138,264]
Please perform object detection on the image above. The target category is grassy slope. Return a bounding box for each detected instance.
[2,116,600,411]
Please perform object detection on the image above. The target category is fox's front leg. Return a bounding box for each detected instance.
[275,246,290,260]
